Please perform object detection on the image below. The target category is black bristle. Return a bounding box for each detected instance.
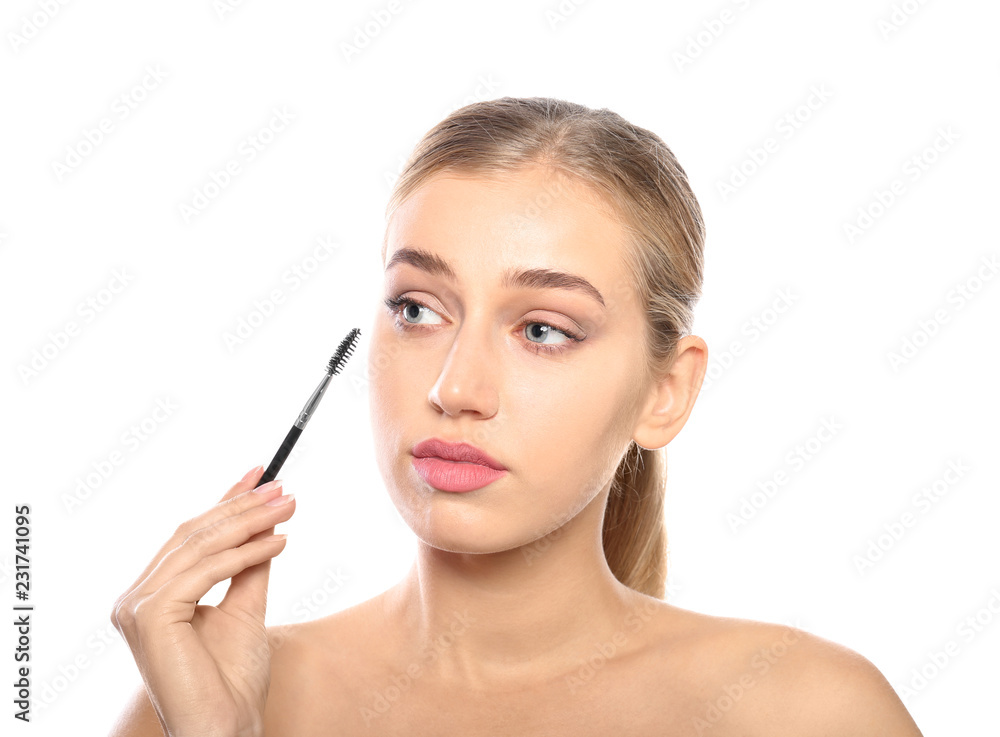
[327,328,361,375]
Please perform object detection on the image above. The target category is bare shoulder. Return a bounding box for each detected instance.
[107,681,163,737]
[262,595,388,734]
[263,607,362,696]
[648,604,924,736]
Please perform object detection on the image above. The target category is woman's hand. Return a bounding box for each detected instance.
[111,466,296,737]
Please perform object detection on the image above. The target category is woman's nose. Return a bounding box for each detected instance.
[427,324,500,419]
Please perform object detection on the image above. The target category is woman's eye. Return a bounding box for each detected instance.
[523,322,571,346]
[383,295,583,354]
[395,298,443,326]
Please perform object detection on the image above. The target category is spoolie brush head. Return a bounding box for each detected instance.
[327,328,361,375]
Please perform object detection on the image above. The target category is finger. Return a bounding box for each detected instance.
[193,516,272,606]
[138,495,295,597]
[218,464,265,503]
[219,553,273,622]
[120,474,281,599]
[151,536,290,620]
[219,551,280,622]
[218,515,287,620]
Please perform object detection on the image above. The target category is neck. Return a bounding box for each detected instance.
[383,485,647,688]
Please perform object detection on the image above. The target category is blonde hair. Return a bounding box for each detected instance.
[382,97,705,599]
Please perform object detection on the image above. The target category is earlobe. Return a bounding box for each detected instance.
[632,335,708,451]
[632,381,677,452]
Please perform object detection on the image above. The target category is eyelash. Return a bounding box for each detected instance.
[382,295,585,356]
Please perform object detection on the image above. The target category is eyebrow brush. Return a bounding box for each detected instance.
[256,328,361,487]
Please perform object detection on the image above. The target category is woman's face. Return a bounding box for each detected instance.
[368,165,652,554]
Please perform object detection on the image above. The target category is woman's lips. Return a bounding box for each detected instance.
[411,456,508,492]
[411,438,507,470]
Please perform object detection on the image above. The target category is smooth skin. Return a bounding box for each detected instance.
[111,165,922,736]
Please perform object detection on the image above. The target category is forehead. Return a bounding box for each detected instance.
[384,167,629,287]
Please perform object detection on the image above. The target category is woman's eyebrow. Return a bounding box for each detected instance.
[385,246,606,309]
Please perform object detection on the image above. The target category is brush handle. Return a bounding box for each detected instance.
[252,329,359,489]
[258,425,302,487]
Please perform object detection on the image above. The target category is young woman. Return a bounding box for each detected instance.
[110,97,923,736]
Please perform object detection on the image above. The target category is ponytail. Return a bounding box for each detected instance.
[602,443,668,598]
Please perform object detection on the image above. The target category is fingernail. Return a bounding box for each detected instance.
[242,465,263,482]
[265,493,295,506]
[253,479,283,494]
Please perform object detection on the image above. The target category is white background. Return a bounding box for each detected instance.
[2,0,997,734]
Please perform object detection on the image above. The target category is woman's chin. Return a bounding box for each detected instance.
[415,527,516,555]
[405,516,531,556]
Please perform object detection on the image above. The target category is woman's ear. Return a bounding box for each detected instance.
[632,335,708,451]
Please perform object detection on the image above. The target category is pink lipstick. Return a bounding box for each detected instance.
[411,438,508,492]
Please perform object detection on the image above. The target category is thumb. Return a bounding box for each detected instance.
[218,524,281,622]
